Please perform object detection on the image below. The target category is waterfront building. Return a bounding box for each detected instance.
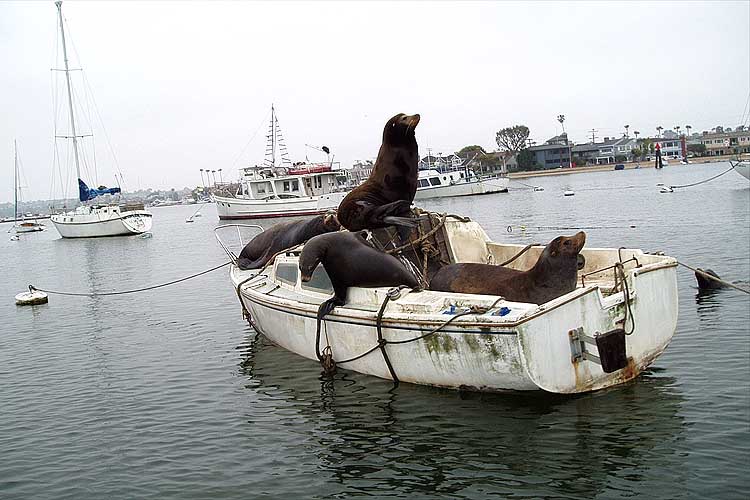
[698,130,750,156]
[527,133,572,168]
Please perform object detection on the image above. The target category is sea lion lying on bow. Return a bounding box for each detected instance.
[237,214,340,270]
[336,113,421,234]
[299,231,420,318]
[429,232,586,304]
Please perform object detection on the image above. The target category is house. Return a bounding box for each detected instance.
[527,133,572,168]
[345,160,374,187]
[653,138,683,159]
[418,153,463,171]
[571,143,599,166]
[698,130,750,156]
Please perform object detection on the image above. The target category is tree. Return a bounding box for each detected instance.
[516,148,536,170]
[685,125,692,137]
[634,130,640,140]
[496,125,531,154]
[457,145,487,156]
[624,124,630,137]
[687,143,707,156]
[631,148,642,159]
[615,154,627,163]
[656,126,663,137]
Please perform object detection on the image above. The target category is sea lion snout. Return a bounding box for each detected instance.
[570,231,586,252]
[406,114,420,130]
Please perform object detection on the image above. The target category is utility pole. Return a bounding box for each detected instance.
[590,129,597,143]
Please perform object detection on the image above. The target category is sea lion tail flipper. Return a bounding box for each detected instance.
[383,216,418,228]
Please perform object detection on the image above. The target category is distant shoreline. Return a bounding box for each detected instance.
[507,156,733,180]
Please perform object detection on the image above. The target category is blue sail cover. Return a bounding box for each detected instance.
[78,178,121,202]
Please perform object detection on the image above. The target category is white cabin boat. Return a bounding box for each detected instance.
[415,169,509,200]
[48,1,152,238]
[214,105,348,219]
[214,164,347,219]
[219,216,678,394]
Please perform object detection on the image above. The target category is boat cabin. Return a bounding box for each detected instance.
[238,165,339,200]
[417,168,474,189]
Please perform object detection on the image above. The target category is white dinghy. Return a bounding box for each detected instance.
[217,215,678,394]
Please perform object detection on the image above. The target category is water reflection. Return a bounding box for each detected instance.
[239,334,688,499]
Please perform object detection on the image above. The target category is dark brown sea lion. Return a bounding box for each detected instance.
[237,214,340,270]
[336,113,421,233]
[429,232,586,304]
[299,231,420,317]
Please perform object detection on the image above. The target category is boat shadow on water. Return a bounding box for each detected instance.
[237,333,689,499]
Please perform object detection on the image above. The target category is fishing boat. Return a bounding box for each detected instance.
[415,168,509,200]
[217,214,679,394]
[10,140,45,234]
[48,1,152,238]
[213,106,348,219]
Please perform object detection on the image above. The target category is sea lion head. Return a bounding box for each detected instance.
[383,113,420,146]
[545,231,586,260]
[299,236,326,283]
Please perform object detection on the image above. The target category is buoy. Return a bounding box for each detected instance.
[185,218,194,223]
[533,186,544,192]
[140,232,153,238]
[15,290,48,306]
[193,212,202,218]
[659,186,674,193]
[10,235,19,241]
[564,190,575,196]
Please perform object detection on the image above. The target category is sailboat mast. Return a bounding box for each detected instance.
[55,1,82,181]
[14,139,18,224]
[271,104,276,168]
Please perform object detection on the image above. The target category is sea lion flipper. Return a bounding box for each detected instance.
[383,216,418,228]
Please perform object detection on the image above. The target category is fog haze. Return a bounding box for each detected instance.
[1,0,748,203]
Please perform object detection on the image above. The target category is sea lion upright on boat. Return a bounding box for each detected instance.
[299,231,420,318]
[237,213,340,270]
[430,232,586,304]
[336,113,421,234]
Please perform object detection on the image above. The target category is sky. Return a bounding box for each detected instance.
[1,0,748,203]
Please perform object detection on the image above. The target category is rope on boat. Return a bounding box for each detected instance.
[677,261,750,294]
[29,261,231,297]
[328,294,505,381]
[498,243,541,266]
[665,163,737,190]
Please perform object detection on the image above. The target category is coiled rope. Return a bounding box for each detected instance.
[29,261,231,297]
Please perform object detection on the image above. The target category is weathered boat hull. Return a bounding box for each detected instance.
[231,251,678,393]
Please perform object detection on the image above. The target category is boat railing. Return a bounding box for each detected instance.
[214,224,265,263]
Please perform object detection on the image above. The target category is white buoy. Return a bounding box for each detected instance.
[140,232,153,238]
[533,187,544,192]
[659,186,674,193]
[564,190,575,196]
[193,212,202,218]
[185,218,194,223]
[15,290,48,306]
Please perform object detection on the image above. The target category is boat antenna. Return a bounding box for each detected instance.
[55,1,82,182]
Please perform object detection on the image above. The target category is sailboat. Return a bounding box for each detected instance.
[49,1,152,238]
[10,140,45,234]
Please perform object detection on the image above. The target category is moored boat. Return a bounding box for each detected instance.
[218,215,679,394]
[415,168,509,200]
[48,1,152,238]
[732,156,750,180]
[213,105,348,219]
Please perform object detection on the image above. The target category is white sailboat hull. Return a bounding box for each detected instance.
[51,207,152,238]
[415,176,509,200]
[735,161,750,180]
[214,192,347,220]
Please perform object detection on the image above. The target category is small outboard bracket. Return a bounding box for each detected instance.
[568,327,628,373]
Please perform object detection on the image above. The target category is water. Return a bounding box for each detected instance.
[2,162,748,499]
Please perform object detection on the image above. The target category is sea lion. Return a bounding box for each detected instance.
[695,268,727,290]
[299,231,420,317]
[237,214,340,270]
[336,113,421,233]
[429,232,586,304]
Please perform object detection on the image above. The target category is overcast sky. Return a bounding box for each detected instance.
[1,0,748,203]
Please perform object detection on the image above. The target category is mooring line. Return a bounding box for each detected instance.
[29,261,232,297]
[677,261,750,295]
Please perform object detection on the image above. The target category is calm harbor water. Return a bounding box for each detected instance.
[2,162,749,499]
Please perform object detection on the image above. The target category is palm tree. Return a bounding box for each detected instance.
[211,170,217,185]
[675,126,681,137]
[634,130,640,140]
[656,126,663,138]
[624,124,630,137]
[557,114,566,132]
[199,168,205,188]
[218,168,223,184]
[685,125,692,137]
